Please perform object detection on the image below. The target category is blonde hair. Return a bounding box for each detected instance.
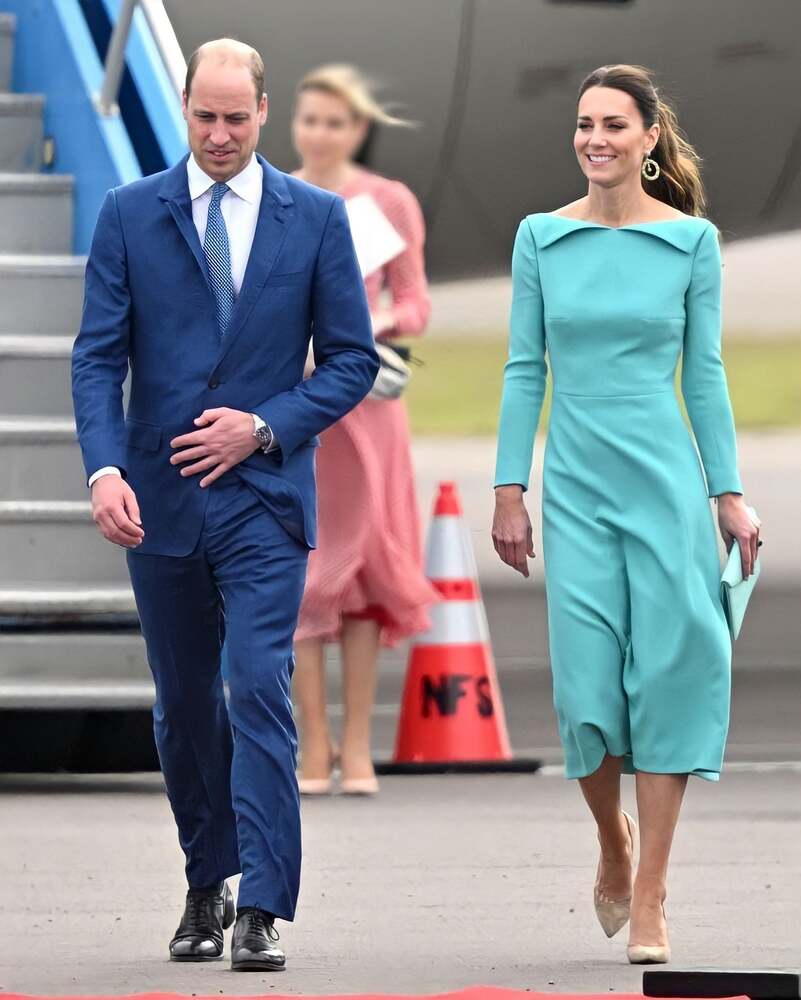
[186,38,265,105]
[295,63,414,128]
[578,64,706,216]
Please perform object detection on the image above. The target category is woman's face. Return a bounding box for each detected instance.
[292,89,369,170]
[574,85,659,188]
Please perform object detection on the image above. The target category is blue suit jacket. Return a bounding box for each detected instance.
[72,154,379,554]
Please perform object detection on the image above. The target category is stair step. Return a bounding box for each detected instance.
[0,93,44,172]
[0,415,77,441]
[0,335,76,415]
[1,631,147,680]
[0,255,85,333]
[0,586,136,617]
[0,679,154,710]
[0,501,130,584]
[0,14,15,94]
[0,333,75,356]
[0,418,85,501]
[0,499,92,520]
[0,632,151,709]
[0,173,73,253]
[0,335,76,418]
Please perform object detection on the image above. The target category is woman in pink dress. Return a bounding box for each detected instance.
[290,64,439,796]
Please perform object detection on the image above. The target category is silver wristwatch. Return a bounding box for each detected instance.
[251,414,274,453]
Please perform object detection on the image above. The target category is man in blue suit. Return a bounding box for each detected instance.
[72,38,378,972]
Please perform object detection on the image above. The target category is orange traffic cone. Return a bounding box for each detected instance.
[387,482,539,773]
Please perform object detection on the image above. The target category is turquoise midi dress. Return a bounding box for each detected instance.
[494,213,743,781]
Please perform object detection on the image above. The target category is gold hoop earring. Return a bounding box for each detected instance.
[642,156,661,181]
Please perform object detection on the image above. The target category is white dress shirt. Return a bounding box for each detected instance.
[187,151,262,295]
[88,154,274,487]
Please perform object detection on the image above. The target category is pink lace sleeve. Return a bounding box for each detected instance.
[380,181,431,337]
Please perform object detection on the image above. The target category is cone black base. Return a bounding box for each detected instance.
[376,757,542,775]
[643,969,801,1000]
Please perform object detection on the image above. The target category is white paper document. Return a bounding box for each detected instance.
[345,193,407,279]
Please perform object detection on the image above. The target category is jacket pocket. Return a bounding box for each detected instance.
[126,419,162,452]
[266,270,306,287]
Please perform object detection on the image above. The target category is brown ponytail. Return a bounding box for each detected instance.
[578,64,706,216]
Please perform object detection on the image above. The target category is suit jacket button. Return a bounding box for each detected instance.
[208,379,220,389]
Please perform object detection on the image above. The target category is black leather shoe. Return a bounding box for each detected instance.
[231,907,286,971]
[169,881,235,961]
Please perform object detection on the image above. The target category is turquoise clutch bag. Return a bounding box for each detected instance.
[720,537,761,641]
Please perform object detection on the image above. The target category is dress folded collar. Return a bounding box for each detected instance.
[531,212,708,253]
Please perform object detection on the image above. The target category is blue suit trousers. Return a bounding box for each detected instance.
[127,473,308,920]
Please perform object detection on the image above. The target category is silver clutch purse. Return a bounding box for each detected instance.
[368,341,414,401]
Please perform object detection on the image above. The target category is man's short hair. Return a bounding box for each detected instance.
[185,38,265,105]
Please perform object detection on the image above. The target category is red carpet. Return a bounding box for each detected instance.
[1,990,748,1000]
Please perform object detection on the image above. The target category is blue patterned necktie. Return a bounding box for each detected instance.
[203,181,235,336]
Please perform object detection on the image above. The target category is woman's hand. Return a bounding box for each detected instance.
[492,485,535,577]
[717,493,761,578]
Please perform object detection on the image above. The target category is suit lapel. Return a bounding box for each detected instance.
[158,157,214,296]
[214,156,296,365]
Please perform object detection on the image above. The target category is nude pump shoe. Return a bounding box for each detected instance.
[627,904,671,964]
[594,810,637,938]
[340,754,379,796]
[298,746,339,797]
[297,776,333,796]
[340,776,380,796]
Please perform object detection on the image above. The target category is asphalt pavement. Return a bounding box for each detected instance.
[1,768,799,995]
[1,581,799,996]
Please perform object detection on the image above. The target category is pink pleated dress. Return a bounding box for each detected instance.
[294,167,439,648]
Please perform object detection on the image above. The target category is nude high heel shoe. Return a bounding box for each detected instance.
[298,776,333,796]
[340,776,380,796]
[594,810,637,938]
[298,745,338,797]
[340,750,379,796]
[627,903,671,964]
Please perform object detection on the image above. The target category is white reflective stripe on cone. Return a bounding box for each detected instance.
[414,599,489,646]
[426,516,479,580]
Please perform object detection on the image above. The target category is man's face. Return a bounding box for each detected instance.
[182,58,267,182]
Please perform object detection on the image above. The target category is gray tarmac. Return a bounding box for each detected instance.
[1,769,799,995]
[1,586,799,996]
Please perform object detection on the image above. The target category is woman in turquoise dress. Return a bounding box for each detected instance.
[492,64,760,964]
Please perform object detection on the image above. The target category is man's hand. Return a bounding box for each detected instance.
[170,408,259,488]
[91,476,144,548]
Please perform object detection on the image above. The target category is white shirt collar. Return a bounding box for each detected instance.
[187,153,262,204]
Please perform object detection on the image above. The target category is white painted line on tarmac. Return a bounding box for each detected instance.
[329,702,398,718]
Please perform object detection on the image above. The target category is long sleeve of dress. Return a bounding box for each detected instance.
[382,182,431,336]
[681,223,743,497]
[494,217,548,490]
